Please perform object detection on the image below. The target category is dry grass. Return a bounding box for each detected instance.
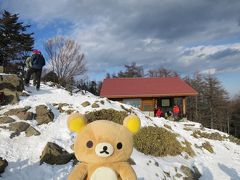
[182,140,196,157]
[201,141,214,153]
[192,130,240,145]
[192,130,226,141]
[133,126,195,157]
[183,127,192,131]
[85,109,128,124]
[163,124,172,130]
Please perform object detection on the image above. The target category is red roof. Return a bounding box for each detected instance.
[100,77,198,98]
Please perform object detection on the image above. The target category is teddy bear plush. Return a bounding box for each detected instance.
[67,113,141,180]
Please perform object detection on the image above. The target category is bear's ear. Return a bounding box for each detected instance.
[123,114,141,134]
[67,113,87,133]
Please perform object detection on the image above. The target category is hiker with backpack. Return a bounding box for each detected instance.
[25,56,37,86]
[24,50,45,90]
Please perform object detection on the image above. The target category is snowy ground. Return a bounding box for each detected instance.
[0,83,240,180]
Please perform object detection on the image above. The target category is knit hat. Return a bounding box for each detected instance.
[33,49,41,54]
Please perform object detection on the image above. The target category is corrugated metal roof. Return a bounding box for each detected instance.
[100,77,198,98]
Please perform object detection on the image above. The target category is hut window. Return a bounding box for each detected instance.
[122,99,141,109]
[161,99,170,107]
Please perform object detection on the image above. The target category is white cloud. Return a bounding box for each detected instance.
[1,0,240,79]
[201,68,217,75]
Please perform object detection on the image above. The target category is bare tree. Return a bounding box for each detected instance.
[117,62,144,78]
[44,36,86,85]
[185,72,230,133]
[148,68,179,77]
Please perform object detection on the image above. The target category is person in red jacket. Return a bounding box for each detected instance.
[173,104,180,120]
[156,107,163,118]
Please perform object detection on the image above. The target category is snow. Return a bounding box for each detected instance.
[0,83,240,180]
[0,73,12,76]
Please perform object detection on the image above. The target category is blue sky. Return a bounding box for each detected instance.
[1,0,240,97]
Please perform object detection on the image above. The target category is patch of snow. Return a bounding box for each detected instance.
[0,83,239,180]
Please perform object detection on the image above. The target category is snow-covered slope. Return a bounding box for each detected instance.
[0,84,239,180]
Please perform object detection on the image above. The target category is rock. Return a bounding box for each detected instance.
[36,114,54,125]
[0,157,8,174]
[36,105,50,115]
[16,111,34,120]
[40,142,74,165]
[70,144,74,150]
[4,106,31,116]
[0,73,24,104]
[181,165,201,180]
[9,122,30,138]
[0,116,15,124]
[9,122,30,132]
[0,88,19,105]
[91,103,100,108]
[18,91,30,97]
[25,126,41,137]
[65,109,74,115]
[35,105,54,125]
[81,101,90,107]
[3,107,33,120]
[0,126,7,129]
[52,103,58,106]
[55,103,74,114]
[0,74,23,91]
[128,158,136,165]
[57,103,69,113]
[72,158,79,167]
[58,103,69,109]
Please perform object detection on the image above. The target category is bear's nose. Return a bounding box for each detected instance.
[103,146,108,151]
[95,142,114,157]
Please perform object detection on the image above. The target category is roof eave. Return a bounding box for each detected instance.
[100,92,198,98]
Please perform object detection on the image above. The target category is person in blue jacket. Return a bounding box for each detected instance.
[25,49,45,90]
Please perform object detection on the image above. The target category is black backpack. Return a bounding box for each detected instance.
[31,54,45,69]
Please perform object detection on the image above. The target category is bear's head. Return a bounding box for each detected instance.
[67,113,141,164]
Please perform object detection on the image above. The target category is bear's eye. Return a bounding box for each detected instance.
[86,140,93,148]
[117,142,123,150]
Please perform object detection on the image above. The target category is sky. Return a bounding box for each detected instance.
[1,0,240,97]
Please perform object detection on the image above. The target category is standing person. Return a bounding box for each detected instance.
[25,56,37,86]
[25,50,45,90]
[156,107,163,118]
[25,56,32,70]
[173,104,180,120]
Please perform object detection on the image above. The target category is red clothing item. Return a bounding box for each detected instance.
[156,108,162,117]
[173,105,180,114]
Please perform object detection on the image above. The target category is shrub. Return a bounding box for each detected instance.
[133,126,185,157]
[85,109,128,124]
[42,71,59,83]
[192,130,226,141]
